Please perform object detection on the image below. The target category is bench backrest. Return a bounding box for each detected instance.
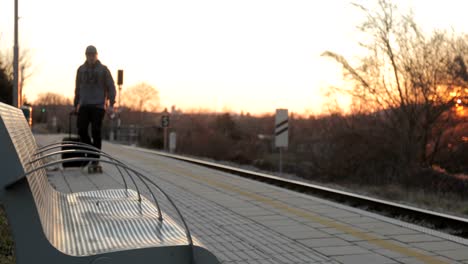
[0,102,38,189]
[0,102,60,245]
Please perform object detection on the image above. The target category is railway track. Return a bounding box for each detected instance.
[131,147,468,239]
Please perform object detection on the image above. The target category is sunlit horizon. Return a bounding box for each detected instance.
[1,0,467,115]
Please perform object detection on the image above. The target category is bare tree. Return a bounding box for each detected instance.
[34,92,71,106]
[1,48,33,80]
[33,92,71,129]
[121,83,160,112]
[0,45,34,106]
[322,0,467,168]
[0,59,12,104]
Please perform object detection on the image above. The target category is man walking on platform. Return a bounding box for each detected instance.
[74,45,116,172]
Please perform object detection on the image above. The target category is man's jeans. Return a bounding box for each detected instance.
[77,105,105,163]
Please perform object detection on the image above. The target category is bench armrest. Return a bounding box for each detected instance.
[21,156,194,248]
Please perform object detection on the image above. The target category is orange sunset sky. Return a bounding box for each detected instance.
[1,0,467,114]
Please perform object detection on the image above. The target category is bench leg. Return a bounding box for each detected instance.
[3,177,77,263]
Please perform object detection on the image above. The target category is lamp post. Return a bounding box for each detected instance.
[13,0,20,107]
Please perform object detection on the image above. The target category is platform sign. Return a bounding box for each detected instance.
[161,115,170,128]
[117,70,124,85]
[275,109,288,148]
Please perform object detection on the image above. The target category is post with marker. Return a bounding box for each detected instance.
[274,109,288,174]
[161,108,170,151]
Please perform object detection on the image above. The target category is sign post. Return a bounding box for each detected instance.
[169,132,176,153]
[161,111,170,151]
[274,109,288,174]
[116,70,124,141]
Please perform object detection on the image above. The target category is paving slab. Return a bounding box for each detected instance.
[333,253,397,264]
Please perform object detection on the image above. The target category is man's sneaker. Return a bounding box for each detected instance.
[88,161,102,174]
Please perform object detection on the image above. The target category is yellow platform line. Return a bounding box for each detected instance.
[127,150,448,264]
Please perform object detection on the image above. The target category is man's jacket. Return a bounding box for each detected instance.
[74,60,116,108]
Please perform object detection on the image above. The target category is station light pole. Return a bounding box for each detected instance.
[13,0,20,107]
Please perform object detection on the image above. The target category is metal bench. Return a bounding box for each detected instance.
[0,102,219,264]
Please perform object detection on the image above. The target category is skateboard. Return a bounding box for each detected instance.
[88,164,103,174]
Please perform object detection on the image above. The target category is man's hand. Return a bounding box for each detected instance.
[74,105,80,114]
[108,106,115,119]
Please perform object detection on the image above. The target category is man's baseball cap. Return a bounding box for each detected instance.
[85,45,97,54]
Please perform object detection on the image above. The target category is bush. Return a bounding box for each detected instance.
[0,205,14,264]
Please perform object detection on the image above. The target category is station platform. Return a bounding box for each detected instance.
[36,134,468,264]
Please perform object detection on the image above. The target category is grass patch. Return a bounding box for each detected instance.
[0,205,14,264]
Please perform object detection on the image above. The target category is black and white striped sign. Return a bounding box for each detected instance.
[275,109,288,147]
